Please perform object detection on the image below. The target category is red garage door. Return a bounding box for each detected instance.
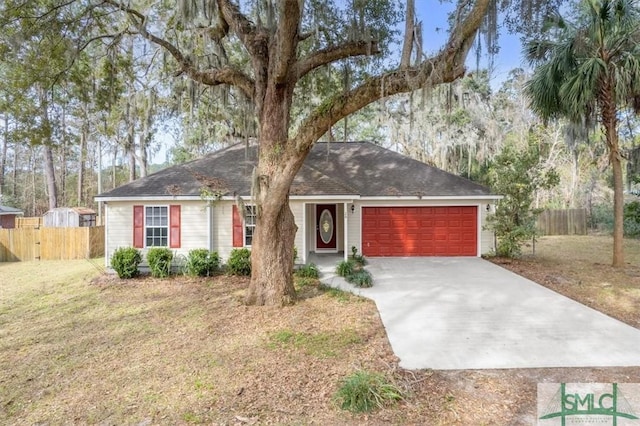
[362,206,477,256]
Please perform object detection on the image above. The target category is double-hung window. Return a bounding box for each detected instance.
[244,205,257,247]
[145,206,168,247]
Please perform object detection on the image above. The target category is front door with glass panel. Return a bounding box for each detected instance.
[316,204,337,251]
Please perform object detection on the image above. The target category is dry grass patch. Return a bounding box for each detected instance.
[0,262,398,424]
[2,250,639,425]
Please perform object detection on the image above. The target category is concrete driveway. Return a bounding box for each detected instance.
[319,257,640,370]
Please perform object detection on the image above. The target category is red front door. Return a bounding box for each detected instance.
[316,204,337,250]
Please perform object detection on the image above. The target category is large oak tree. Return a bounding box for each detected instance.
[3,0,562,305]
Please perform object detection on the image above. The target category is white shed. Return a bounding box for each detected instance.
[43,207,97,228]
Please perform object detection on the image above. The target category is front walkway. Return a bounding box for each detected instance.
[317,257,640,370]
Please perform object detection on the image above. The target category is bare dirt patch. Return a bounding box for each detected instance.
[1,243,639,425]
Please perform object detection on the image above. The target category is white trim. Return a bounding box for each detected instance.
[96,196,200,202]
[96,195,359,202]
[357,195,502,201]
[96,194,501,203]
[301,202,307,264]
[476,203,482,257]
[104,206,109,267]
[207,201,213,252]
[343,202,349,261]
[290,195,357,201]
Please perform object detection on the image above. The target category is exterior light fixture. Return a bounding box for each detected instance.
[351,204,355,214]
[486,204,491,212]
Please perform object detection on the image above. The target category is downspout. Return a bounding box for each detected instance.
[103,201,108,268]
[301,202,307,264]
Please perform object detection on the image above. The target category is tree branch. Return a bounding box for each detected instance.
[400,0,415,68]
[101,0,254,99]
[272,0,300,83]
[293,40,381,79]
[292,0,491,155]
[217,0,264,58]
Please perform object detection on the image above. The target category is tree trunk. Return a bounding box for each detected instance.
[601,79,624,267]
[1,115,7,196]
[39,87,58,211]
[245,87,299,306]
[60,102,67,204]
[126,97,137,182]
[43,145,58,210]
[78,120,87,205]
[97,138,103,219]
[245,190,298,305]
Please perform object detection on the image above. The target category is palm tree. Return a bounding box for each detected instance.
[525,0,640,267]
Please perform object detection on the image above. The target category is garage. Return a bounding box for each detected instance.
[361,206,478,256]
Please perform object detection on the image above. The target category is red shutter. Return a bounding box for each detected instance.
[170,205,181,248]
[232,205,244,247]
[133,205,144,248]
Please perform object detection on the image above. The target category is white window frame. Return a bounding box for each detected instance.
[244,205,257,247]
[145,205,169,248]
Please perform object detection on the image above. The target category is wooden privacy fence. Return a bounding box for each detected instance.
[536,209,587,236]
[16,217,43,228]
[0,226,104,262]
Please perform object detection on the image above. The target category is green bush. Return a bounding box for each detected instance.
[589,203,614,231]
[295,263,319,278]
[334,370,403,413]
[111,247,142,279]
[336,260,355,277]
[347,270,373,288]
[227,248,251,276]
[625,201,640,237]
[147,247,173,278]
[185,249,220,277]
[590,202,640,237]
[336,258,374,287]
[349,246,367,266]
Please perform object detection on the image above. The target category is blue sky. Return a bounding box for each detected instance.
[416,1,527,88]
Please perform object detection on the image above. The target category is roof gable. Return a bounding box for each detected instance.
[96,141,494,199]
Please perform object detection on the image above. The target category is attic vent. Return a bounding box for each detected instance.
[165,185,181,195]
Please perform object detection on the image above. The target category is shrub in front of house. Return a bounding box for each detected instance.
[349,246,367,266]
[146,247,173,278]
[295,263,319,279]
[111,247,142,279]
[227,248,251,276]
[336,259,356,277]
[336,258,374,287]
[185,249,221,277]
[347,269,373,288]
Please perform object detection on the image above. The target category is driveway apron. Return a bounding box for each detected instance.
[320,257,640,370]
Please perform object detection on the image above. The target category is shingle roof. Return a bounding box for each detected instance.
[96,141,495,199]
[0,205,23,215]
